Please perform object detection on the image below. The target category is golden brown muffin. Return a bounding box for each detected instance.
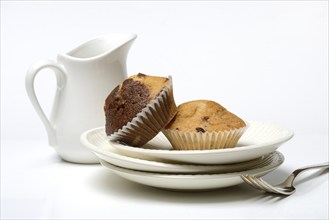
[166,100,246,132]
[105,73,177,147]
[163,100,247,150]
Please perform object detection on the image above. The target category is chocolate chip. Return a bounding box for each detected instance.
[137,73,146,77]
[202,116,209,121]
[196,127,205,133]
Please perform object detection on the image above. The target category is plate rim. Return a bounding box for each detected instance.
[98,151,284,190]
[109,120,294,155]
[80,128,268,173]
[81,120,293,165]
[100,151,284,178]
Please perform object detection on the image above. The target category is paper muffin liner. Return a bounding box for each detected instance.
[162,125,248,150]
[108,76,177,147]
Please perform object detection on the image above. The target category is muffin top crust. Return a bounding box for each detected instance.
[165,100,246,133]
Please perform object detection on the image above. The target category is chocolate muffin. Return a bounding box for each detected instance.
[104,73,177,147]
[162,100,247,150]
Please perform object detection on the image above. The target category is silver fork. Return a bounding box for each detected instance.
[241,162,329,196]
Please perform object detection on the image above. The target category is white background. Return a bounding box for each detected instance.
[1,1,328,219]
[1,1,328,139]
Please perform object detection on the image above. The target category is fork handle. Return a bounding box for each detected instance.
[288,162,329,185]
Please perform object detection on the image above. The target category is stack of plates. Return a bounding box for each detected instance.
[80,121,293,191]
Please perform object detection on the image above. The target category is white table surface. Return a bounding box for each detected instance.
[1,134,328,219]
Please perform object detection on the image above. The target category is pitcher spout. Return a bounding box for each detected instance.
[62,33,137,61]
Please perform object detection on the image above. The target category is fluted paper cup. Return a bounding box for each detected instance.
[162,125,247,150]
[108,77,177,147]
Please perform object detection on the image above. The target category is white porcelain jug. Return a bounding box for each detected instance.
[26,33,137,163]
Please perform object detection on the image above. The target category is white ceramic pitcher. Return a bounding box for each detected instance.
[26,33,137,163]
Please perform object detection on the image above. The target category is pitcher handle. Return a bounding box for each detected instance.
[25,60,67,146]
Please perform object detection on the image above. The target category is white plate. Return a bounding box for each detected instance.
[110,121,293,164]
[81,128,266,174]
[100,151,284,191]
